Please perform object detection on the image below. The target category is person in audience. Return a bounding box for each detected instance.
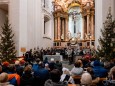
[80,72,93,86]
[7,64,20,86]
[45,63,50,72]
[77,59,83,67]
[104,61,111,71]
[15,61,24,76]
[0,65,2,74]
[44,69,67,86]
[82,58,90,68]
[67,48,73,65]
[60,67,74,84]
[2,61,10,73]
[93,60,108,78]
[108,66,115,79]
[71,60,83,76]
[103,66,115,86]
[43,57,49,65]
[49,58,56,71]
[87,67,100,85]
[55,60,62,73]
[34,61,49,86]
[32,58,41,86]
[20,65,35,86]
[0,72,14,86]
[20,60,26,68]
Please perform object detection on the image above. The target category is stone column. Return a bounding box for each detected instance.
[57,17,60,40]
[91,11,95,40]
[87,10,90,37]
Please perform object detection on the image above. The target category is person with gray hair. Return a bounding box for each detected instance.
[80,72,93,86]
[0,72,14,86]
[103,66,115,86]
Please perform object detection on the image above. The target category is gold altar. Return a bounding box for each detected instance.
[52,0,95,48]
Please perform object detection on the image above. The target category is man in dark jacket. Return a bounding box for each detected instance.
[44,69,67,86]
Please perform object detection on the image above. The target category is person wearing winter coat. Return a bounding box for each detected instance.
[20,65,35,86]
[0,72,14,86]
[44,69,67,86]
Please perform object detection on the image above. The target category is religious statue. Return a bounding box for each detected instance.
[61,34,64,40]
[85,33,89,39]
[67,31,72,39]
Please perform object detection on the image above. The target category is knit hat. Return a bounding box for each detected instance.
[2,61,9,67]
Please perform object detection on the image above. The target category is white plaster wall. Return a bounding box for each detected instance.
[40,0,54,49]
[41,15,54,49]
[9,0,28,56]
[9,0,20,56]
[27,0,36,50]
[8,0,54,56]
[0,9,6,34]
[19,0,27,56]
[34,0,43,48]
[102,0,114,22]
[95,0,115,49]
[95,0,103,49]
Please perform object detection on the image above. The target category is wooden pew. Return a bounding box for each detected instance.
[68,84,77,86]
[72,75,81,84]
[99,78,107,82]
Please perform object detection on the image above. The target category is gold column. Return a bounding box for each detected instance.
[62,19,64,40]
[57,17,60,40]
[65,18,68,41]
[82,17,85,40]
[54,18,57,40]
[91,11,94,40]
[87,10,90,37]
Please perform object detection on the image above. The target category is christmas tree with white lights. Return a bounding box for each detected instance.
[97,7,115,60]
[0,18,17,62]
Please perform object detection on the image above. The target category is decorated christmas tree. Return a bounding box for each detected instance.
[0,18,17,62]
[97,7,115,60]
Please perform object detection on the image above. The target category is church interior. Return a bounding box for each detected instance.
[0,0,115,86]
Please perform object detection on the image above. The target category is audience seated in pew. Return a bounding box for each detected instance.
[44,69,67,86]
[103,66,115,86]
[71,60,83,76]
[0,47,115,86]
[60,67,74,84]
